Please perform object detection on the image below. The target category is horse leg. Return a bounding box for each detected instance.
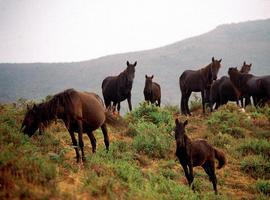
[127,93,132,111]
[182,164,192,186]
[157,97,161,107]
[187,162,194,190]
[77,120,85,162]
[201,90,205,114]
[180,95,186,115]
[101,123,109,151]
[86,131,96,153]
[185,91,192,116]
[203,161,218,195]
[68,130,80,162]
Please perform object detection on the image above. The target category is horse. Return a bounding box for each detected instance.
[179,57,222,115]
[228,67,270,106]
[174,119,226,194]
[143,75,161,106]
[102,61,137,113]
[21,89,118,162]
[208,62,252,111]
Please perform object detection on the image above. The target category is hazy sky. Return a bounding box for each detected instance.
[0,0,270,63]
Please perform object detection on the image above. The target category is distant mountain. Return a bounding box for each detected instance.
[1,19,270,109]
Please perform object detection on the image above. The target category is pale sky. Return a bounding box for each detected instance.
[0,0,270,63]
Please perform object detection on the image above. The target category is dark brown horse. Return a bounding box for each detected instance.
[208,62,252,111]
[21,89,118,162]
[174,119,226,194]
[228,67,270,106]
[179,57,222,115]
[102,61,137,112]
[143,75,161,106]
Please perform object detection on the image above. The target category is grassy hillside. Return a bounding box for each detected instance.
[1,19,270,106]
[1,100,270,199]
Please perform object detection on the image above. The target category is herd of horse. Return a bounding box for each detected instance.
[20,58,270,194]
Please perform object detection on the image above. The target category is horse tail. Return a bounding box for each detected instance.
[105,109,126,128]
[214,148,226,169]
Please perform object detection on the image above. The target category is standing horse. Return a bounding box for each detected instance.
[143,75,161,106]
[179,57,222,115]
[174,119,226,194]
[208,62,252,111]
[228,67,270,106]
[21,89,118,162]
[102,61,137,113]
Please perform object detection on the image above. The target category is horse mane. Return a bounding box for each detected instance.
[37,89,75,128]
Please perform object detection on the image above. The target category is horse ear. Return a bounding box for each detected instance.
[126,61,130,66]
[175,118,179,125]
[151,75,154,79]
[250,63,252,67]
[212,57,215,62]
[33,104,37,111]
[183,120,188,127]
[219,59,222,63]
[145,74,147,79]
[134,61,137,67]
[27,104,30,110]
[243,61,246,66]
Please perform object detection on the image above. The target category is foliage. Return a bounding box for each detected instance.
[207,103,250,137]
[240,155,270,179]
[255,179,270,196]
[238,139,270,159]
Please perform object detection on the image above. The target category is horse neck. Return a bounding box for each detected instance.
[118,70,132,86]
[200,63,212,86]
[39,99,58,125]
[144,81,152,91]
[176,134,191,152]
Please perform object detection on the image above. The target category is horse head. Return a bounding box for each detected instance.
[21,104,41,136]
[211,57,222,81]
[144,74,154,93]
[174,119,188,148]
[126,61,137,82]
[240,61,252,74]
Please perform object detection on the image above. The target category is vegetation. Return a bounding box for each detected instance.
[0,101,270,199]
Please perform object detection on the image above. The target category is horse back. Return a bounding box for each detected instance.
[180,70,204,92]
[190,139,215,167]
[71,91,106,129]
[152,82,161,97]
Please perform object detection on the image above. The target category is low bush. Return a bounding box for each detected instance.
[255,179,270,196]
[238,139,270,159]
[240,155,270,179]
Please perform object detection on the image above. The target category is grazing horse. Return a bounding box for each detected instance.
[174,119,226,194]
[208,62,252,111]
[179,57,222,115]
[102,61,137,112]
[228,67,270,106]
[143,75,161,106]
[21,89,118,162]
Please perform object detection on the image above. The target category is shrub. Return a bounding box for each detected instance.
[207,104,250,137]
[132,121,172,158]
[240,155,270,179]
[255,179,270,196]
[238,139,270,159]
[128,102,174,132]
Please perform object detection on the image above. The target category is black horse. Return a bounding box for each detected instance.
[228,67,270,106]
[174,119,226,194]
[143,75,161,106]
[208,62,251,111]
[102,61,137,112]
[179,57,222,115]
